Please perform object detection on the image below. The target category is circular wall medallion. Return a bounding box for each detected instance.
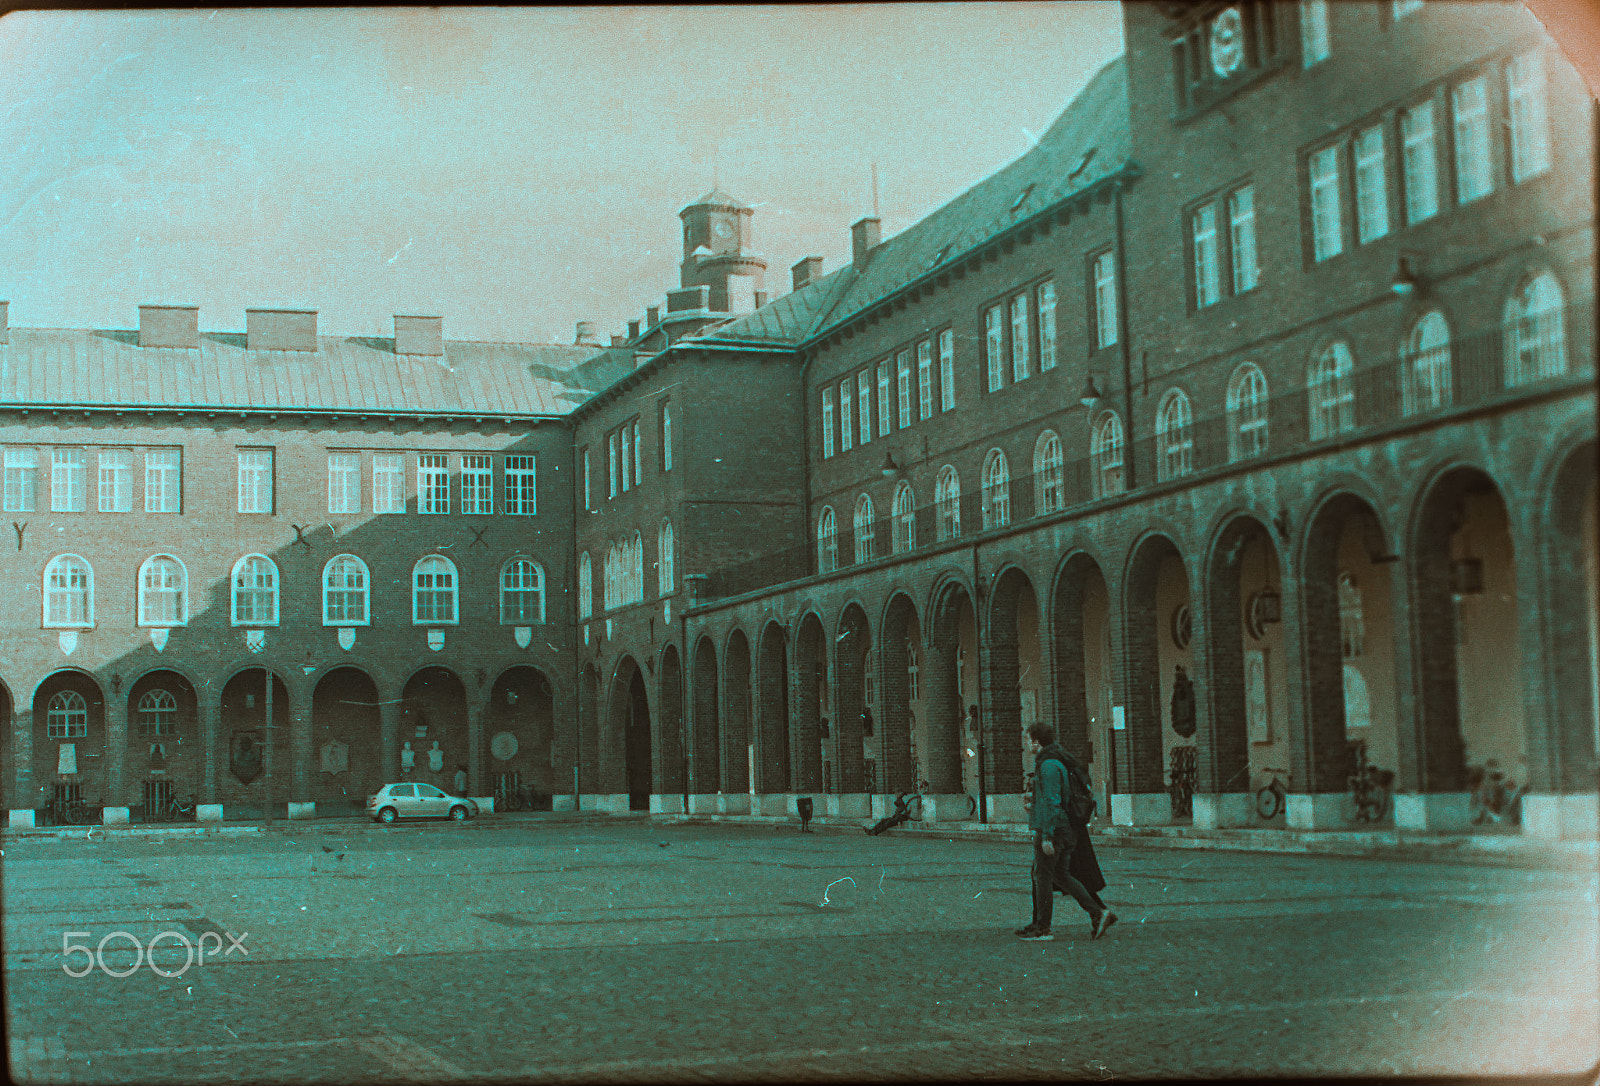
[1170,604,1193,650]
[1209,7,1245,77]
[491,731,518,761]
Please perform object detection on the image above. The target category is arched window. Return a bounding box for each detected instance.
[323,554,370,626]
[43,554,93,628]
[632,531,644,603]
[891,481,916,554]
[137,689,177,736]
[413,555,458,625]
[1503,270,1565,386]
[1155,389,1194,481]
[935,466,962,541]
[138,555,187,627]
[854,494,876,563]
[1308,340,1355,439]
[1034,431,1064,514]
[578,552,593,620]
[1091,412,1125,498]
[231,554,279,626]
[658,519,675,595]
[1403,310,1453,415]
[817,507,838,573]
[46,690,88,738]
[1226,363,1270,460]
[1338,571,1364,658]
[603,543,619,611]
[981,450,1010,529]
[501,559,544,624]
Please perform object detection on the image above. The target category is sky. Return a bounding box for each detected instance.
[0,4,1125,346]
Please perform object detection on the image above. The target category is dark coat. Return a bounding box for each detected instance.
[1064,822,1107,896]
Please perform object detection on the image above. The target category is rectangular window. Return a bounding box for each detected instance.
[373,453,404,513]
[1192,203,1221,308]
[660,402,673,471]
[857,369,872,445]
[1010,294,1030,382]
[144,449,180,513]
[620,425,631,491]
[1401,101,1440,224]
[1037,281,1057,371]
[4,448,36,512]
[839,379,854,451]
[896,351,912,429]
[1228,186,1259,294]
[1309,145,1344,262]
[876,362,891,436]
[97,449,132,512]
[822,388,836,458]
[236,449,273,514]
[608,433,618,496]
[51,449,87,512]
[418,453,449,514]
[462,454,494,514]
[917,340,934,419]
[504,455,536,515]
[327,452,360,514]
[984,305,1004,391]
[1093,252,1118,348]
[1452,76,1493,204]
[1354,125,1389,244]
[1301,0,1329,67]
[939,330,956,411]
[632,420,642,485]
[1508,51,1552,183]
[581,447,591,510]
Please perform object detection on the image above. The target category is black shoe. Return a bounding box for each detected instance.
[1092,912,1118,940]
[1015,925,1053,941]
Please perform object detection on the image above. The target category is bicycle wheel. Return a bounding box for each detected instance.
[1255,784,1282,820]
[964,793,978,820]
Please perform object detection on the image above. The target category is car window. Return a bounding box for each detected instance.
[390,784,415,797]
[417,785,444,798]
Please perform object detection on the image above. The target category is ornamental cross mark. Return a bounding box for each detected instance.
[12,521,25,551]
[291,524,313,550]
[468,525,490,549]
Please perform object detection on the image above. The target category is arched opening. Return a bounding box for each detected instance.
[219,669,289,820]
[311,667,380,815]
[0,681,12,811]
[605,656,653,810]
[33,671,105,819]
[833,604,872,796]
[793,614,827,794]
[487,666,554,810]
[755,622,791,794]
[925,583,977,797]
[989,568,1041,812]
[692,637,721,796]
[880,594,922,795]
[1050,553,1112,812]
[399,667,468,795]
[658,645,686,798]
[128,670,199,821]
[723,630,752,797]
[1123,535,1192,824]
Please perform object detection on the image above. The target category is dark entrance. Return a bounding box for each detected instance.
[625,667,652,810]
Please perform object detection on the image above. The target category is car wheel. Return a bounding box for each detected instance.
[378,807,398,824]
[449,805,468,821]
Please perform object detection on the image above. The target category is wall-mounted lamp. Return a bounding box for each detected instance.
[880,450,900,479]
[1391,255,1422,296]
[1079,375,1104,408]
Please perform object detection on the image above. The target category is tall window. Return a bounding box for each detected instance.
[505,455,536,516]
[839,378,854,451]
[1093,252,1118,349]
[1155,389,1194,481]
[232,554,279,626]
[323,555,370,625]
[1403,311,1453,414]
[1354,125,1389,244]
[661,402,673,471]
[1227,362,1270,460]
[44,554,93,627]
[137,690,177,737]
[603,545,617,610]
[4,448,36,512]
[1192,203,1221,308]
[52,449,86,512]
[857,370,872,445]
[462,454,494,514]
[658,519,675,595]
[578,552,593,620]
[1309,145,1343,262]
[917,341,934,420]
[985,305,1004,391]
[144,448,181,512]
[1010,294,1030,382]
[939,330,956,411]
[981,450,1010,529]
[236,449,273,514]
[822,388,836,458]
[632,420,641,484]
[138,555,187,626]
[1338,571,1365,658]
[582,448,591,510]
[1034,431,1064,514]
[1452,76,1493,204]
[413,555,458,624]
[328,452,360,514]
[854,494,876,563]
[418,454,449,514]
[631,531,644,604]
[371,453,404,514]
[98,450,132,512]
[1091,412,1125,499]
[891,481,915,554]
[47,690,88,738]
[1508,51,1552,183]
[1309,340,1356,438]
[1301,0,1329,66]
[817,507,838,573]
[896,351,912,429]
[877,362,891,436]
[1229,186,1259,294]
[620,425,631,491]
[607,433,618,496]
[1038,281,1057,371]
[1503,271,1565,386]
[1401,101,1440,225]
[501,559,544,624]
[935,466,961,541]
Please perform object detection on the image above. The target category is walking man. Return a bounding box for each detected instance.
[1015,723,1116,942]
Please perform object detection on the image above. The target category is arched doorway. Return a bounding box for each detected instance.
[880,594,921,796]
[723,630,752,799]
[833,604,871,798]
[658,645,686,801]
[220,669,289,820]
[793,614,827,794]
[1051,553,1113,814]
[925,581,977,800]
[989,568,1041,816]
[1123,535,1192,824]
[33,670,105,819]
[128,670,199,821]
[691,636,720,798]
[0,680,12,811]
[311,667,380,815]
[755,622,791,795]
[487,667,554,809]
[605,657,652,810]
[400,668,468,794]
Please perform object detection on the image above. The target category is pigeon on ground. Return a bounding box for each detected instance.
[321,845,334,854]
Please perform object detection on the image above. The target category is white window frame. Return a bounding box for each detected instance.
[854,494,876,563]
[632,420,641,484]
[1093,252,1118,349]
[896,351,912,429]
[43,553,94,628]
[47,690,88,738]
[1354,125,1389,244]
[1010,293,1030,382]
[877,362,891,436]
[412,554,459,626]
[1508,51,1552,183]
[137,689,177,737]
[1034,431,1065,515]
[1310,145,1344,263]
[917,340,934,420]
[985,305,1004,391]
[231,553,280,626]
[1038,281,1057,371]
[822,388,836,459]
[1226,362,1270,460]
[891,481,915,554]
[578,552,593,620]
[1228,186,1259,294]
[1155,389,1194,481]
[1192,203,1221,308]
[938,330,956,411]
[373,453,405,514]
[500,558,545,624]
[1091,412,1125,499]
[817,507,838,573]
[1301,0,1329,67]
[322,554,371,626]
[462,454,494,515]
[661,402,673,471]
[839,379,854,451]
[608,433,619,497]
[135,554,187,627]
[981,449,1010,529]
[1309,341,1356,439]
[1403,310,1453,414]
[418,454,449,514]
[582,448,592,510]
[504,455,536,516]
[857,370,872,445]
[1401,100,1440,225]
[52,449,87,513]
[1503,271,1566,386]
[1452,76,1493,204]
[145,448,181,513]
[658,519,675,595]
[620,425,631,492]
[935,466,961,541]
[4,448,37,513]
[98,449,133,512]
[236,449,274,514]
[328,452,361,515]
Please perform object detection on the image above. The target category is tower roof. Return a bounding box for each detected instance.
[679,187,751,215]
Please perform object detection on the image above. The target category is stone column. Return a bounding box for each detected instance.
[467,697,485,798]
[105,687,129,815]
[288,703,314,818]
[199,685,222,805]
[10,700,36,825]
[379,691,402,786]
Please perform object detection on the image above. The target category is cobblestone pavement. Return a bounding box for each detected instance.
[4,821,1595,1083]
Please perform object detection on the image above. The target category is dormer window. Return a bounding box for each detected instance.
[1171,1,1285,118]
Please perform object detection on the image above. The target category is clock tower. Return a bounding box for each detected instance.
[678,189,768,312]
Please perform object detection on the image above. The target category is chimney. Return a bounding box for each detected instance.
[851,218,881,272]
[628,320,640,340]
[0,300,10,345]
[647,306,660,327]
[246,308,318,351]
[574,320,600,346]
[791,256,823,292]
[610,334,624,347]
[394,315,443,356]
[754,291,768,310]
[138,305,199,349]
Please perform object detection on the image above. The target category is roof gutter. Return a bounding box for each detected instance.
[0,401,566,424]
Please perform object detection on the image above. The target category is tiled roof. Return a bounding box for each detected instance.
[0,329,624,416]
[686,265,858,347]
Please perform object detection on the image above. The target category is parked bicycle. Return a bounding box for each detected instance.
[1347,742,1394,823]
[1255,767,1289,820]
[44,795,93,826]
[152,794,197,823]
[1467,761,1526,826]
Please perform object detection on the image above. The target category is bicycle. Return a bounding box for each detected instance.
[1255,768,1289,820]
[1347,743,1393,823]
[46,796,93,826]
[153,795,197,823]
[1467,762,1526,826]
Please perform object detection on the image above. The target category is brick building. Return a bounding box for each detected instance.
[5,0,1596,838]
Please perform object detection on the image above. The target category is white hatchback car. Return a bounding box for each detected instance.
[367,782,479,823]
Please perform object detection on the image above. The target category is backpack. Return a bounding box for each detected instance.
[1046,752,1098,826]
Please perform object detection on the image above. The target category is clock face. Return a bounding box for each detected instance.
[713,220,733,240]
[1209,7,1244,77]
